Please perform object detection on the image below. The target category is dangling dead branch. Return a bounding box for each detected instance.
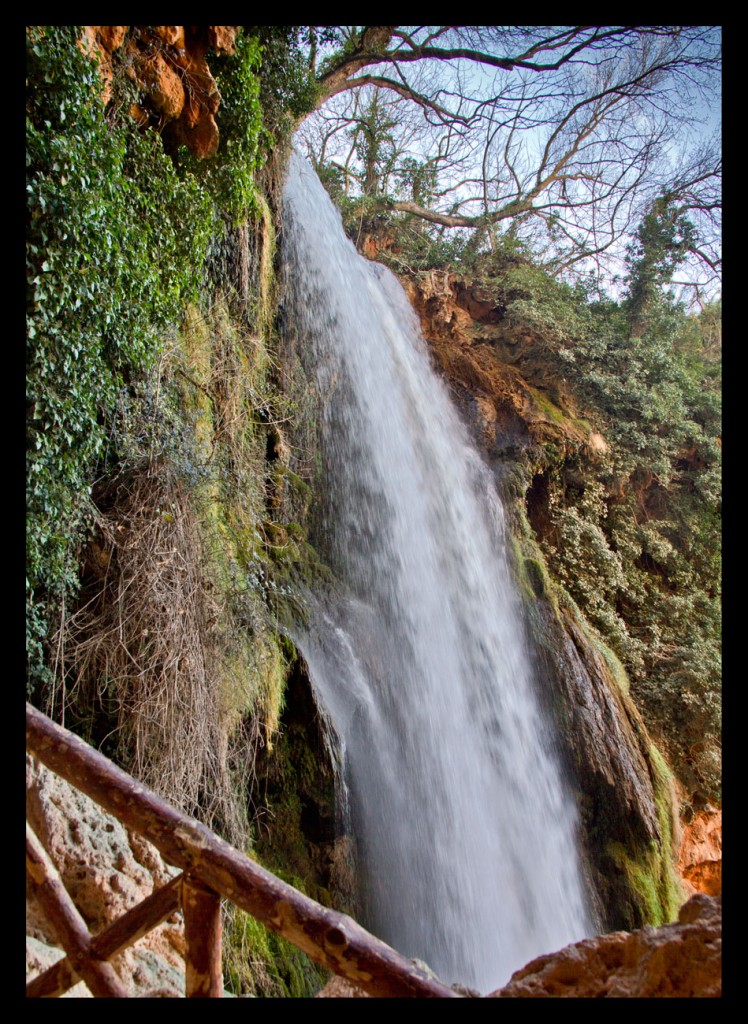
[54,460,252,845]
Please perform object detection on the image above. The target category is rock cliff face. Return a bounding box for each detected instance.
[402,270,595,468]
[80,26,239,158]
[678,806,722,898]
[250,657,358,916]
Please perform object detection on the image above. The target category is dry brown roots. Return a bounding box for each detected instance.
[50,460,253,843]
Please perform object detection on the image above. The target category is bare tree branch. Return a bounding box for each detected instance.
[300,26,721,295]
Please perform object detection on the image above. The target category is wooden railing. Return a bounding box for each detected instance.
[26,702,460,998]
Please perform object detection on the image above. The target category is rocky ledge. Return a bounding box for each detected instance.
[317,894,721,998]
[489,892,721,997]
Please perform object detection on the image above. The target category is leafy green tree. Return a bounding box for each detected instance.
[625,196,697,336]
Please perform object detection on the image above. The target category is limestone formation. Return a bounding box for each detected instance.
[678,805,722,897]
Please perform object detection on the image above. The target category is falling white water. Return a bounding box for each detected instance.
[281,151,593,994]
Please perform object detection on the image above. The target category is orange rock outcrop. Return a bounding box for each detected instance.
[402,270,611,476]
[678,805,722,897]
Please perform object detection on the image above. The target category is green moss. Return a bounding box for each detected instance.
[223,903,330,997]
[178,305,216,462]
[523,557,548,599]
[171,289,301,735]
[605,818,682,928]
[649,743,686,919]
[605,841,664,925]
[254,191,277,338]
[590,645,683,927]
[528,386,568,425]
[559,592,632,699]
[506,504,563,617]
[562,595,682,922]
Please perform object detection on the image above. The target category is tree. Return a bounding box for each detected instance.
[625,195,697,335]
[292,26,721,298]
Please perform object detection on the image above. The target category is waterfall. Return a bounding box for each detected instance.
[281,151,593,994]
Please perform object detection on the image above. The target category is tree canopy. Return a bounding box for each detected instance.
[291,26,721,301]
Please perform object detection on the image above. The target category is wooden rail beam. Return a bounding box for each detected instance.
[27,702,460,998]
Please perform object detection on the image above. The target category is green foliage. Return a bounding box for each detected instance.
[246,27,320,139]
[624,195,697,329]
[545,501,643,669]
[25,26,292,696]
[315,161,347,204]
[393,157,438,205]
[350,89,399,197]
[380,219,533,277]
[500,253,721,799]
[672,299,722,385]
[176,31,264,223]
[26,26,215,692]
[498,260,594,344]
[380,224,477,275]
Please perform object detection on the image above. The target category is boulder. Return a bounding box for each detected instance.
[489,893,721,998]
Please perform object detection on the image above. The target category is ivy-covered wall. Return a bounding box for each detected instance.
[26,25,331,997]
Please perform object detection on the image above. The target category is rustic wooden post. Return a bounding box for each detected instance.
[182,875,223,997]
[26,823,128,998]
